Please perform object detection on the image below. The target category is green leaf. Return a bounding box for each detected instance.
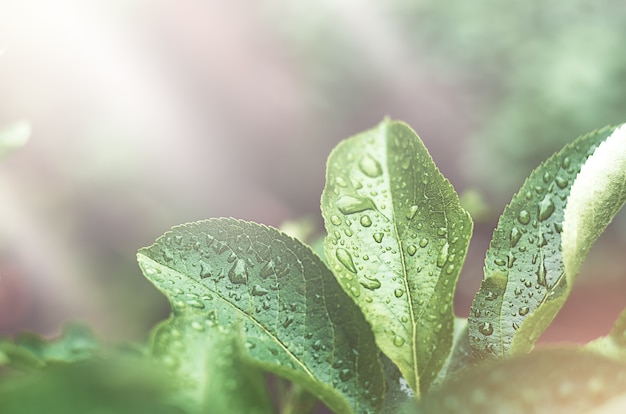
[0,323,99,370]
[321,119,473,394]
[0,356,184,414]
[587,308,626,361]
[137,219,386,414]
[414,348,626,414]
[150,316,273,414]
[469,124,626,360]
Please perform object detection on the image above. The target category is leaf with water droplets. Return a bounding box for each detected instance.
[150,316,273,414]
[414,348,626,414]
[321,119,473,394]
[138,219,386,414]
[470,124,626,361]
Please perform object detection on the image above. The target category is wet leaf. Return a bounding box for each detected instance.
[321,119,473,394]
[138,219,385,414]
[469,124,626,360]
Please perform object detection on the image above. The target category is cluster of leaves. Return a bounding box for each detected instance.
[1,119,626,413]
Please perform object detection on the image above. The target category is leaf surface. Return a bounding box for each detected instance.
[321,119,473,393]
[150,316,273,414]
[414,348,626,414]
[469,125,626,360]
[138,219,385,414]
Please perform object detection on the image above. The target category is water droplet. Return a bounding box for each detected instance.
[555,176,568,189]
[436,242,449,268]
[562,157,571,168]
[419,238,429,248]
[282,316,294,328]
[144,267,157,276]
[394,288,404,298]
[536,262,547,286]
[335,176,348,187]
[360,275,381,290]
[484,290,498,301]
[478,322,493,336]
[407,245,417,256]
[406,205,419,220]
[538,196,555,221]
[336,195,375,215]
[336,248,357,273]
[350,285,361,297]
[554,222,563,233]
[344,228,353,237]
[228,260,248,285]
[393,335,405,346]
[518,306,530,316]
[373,232,384,243]
[360,215,372,227]
[518,210,531,225]
[330,215,342,225]
[510,227,522,248]
[445,264,455,274]
[251,284,269,296]
[437,227,447,236]
[359,155,383,177]
[187,299,206,309]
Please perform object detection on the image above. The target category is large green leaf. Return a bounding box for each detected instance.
[469,124,626,360]
[413,348,626,414]
[150,316,273,414]
[321,119,473,394]
[137,219,386,414]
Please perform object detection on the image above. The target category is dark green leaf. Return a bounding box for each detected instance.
[138,218,386,414]
[470,125,626,360]
[321,119,473,393]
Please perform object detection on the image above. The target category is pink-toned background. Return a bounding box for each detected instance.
[0,0,625,356]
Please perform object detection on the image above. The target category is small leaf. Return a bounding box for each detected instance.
[414,348,626,414]
[469,124,626,360]
[0,323,98,370]
[150,316,273,414]
[321,119,473,394]
[138,219,385,414]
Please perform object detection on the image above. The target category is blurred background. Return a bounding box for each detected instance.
[0,0,625,346]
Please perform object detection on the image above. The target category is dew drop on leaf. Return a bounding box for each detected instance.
[358,155,383,178]
[562,156,571,168]
[336,195,375,215]
[393,335,406,347]
[478,322,494,336]
[518,210,531,225]
[350,285,361,297]
[419,238,429,248]
[555,176,568,189]
[406,205,418,220]
[360,275,381,290]
[360,215,372,227]
[394,288,404,298]
[436,242,449,268]
[186,299,206,309]
[510,227,522,248]
[251,284,269,297]
[191,321,205,332]
[407,245,417,256]
[228,259,248,285]
[336,248,357,273]
[330,215,342,225]
[538,196,555,221]
[373,232,384,243]
[518,306,530,316]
